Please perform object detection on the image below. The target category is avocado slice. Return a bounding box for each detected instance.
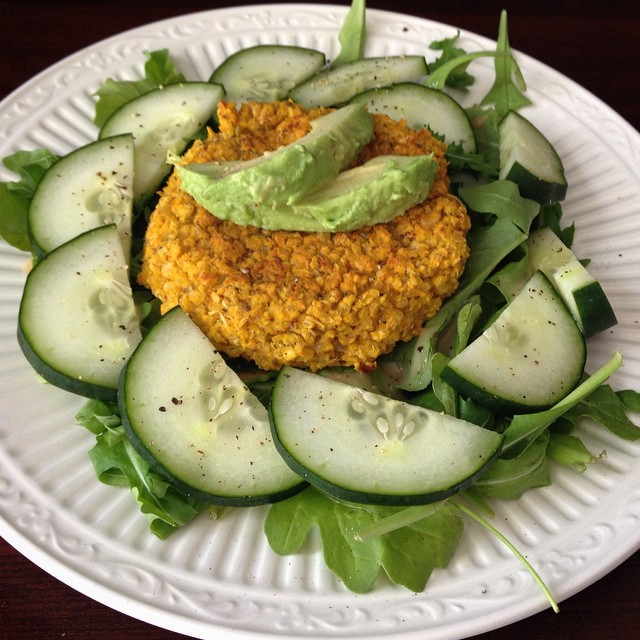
[184,153,437,232]
[176,103,374,211]
[288,154,438,231]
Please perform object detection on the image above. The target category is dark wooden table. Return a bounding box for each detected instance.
[1,1,639,639]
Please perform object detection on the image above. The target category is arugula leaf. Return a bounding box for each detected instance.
[0,183,30,251]
[562,383,640,441]
[354,491,557,610]
[265,487,383,592]
[480,11,532,117]
[431,352,457,417]
[617,389,640,413]
[458,396,496,429]
[409,386,445,412]
[75,398,121,435]
[445,141,498,177]
[473,432,551,499]
[428,13,530,119]
[426,50,495,92]
[0,148,58,251]
[428,32,475,91]
[264,487,463,593]
[379,507,463,592]
[452,296,484,355]
[423,299,483,418]
[460,180,539,233]
[90,426,205,539]
[532,203,575,247]
[547,433,600,471]
[93,49,186,128]
[3,148,59,197]
[332,0,366,66]
[466,104,501,171]
[76,399,206,539]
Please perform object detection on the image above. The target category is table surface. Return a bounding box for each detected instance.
[1,1,639,639]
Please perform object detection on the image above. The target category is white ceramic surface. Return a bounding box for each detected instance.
[1,5,640,639]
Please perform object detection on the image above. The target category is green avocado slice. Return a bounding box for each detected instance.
[176,103,374,210]
[287,154,438,232]
[182,153,437,232]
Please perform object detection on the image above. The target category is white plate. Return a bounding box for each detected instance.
[1,4,640,639]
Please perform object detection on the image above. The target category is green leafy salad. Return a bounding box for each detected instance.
[1,1,639,607]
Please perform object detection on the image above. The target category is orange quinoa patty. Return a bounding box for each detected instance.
[138,101,470,372]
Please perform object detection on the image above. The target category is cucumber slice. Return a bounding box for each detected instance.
[288,56,428,108]
[441,271,586,414]
[28,134,134,258]
[119,306,305,506]
[350,83,477,153]
[499,110,568,205]
[18,225,142,402]
[527,226,617,337]
[209,44,325,103]
[269,367,503,506]
[99,82,224,204]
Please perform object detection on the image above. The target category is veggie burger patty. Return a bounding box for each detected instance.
[138,101,470,372]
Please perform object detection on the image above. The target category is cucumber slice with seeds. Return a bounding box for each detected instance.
[28,134,134,258]
[350,82,477,153]
[119,306,306,506]
[269,366,503,506]
[18,224,142,402]
[441,271,586,414]
[288,56,428,108]
[499,110,568,205]
[210,44,326,103]
[99,82,224,205]
[527,226,617,337]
